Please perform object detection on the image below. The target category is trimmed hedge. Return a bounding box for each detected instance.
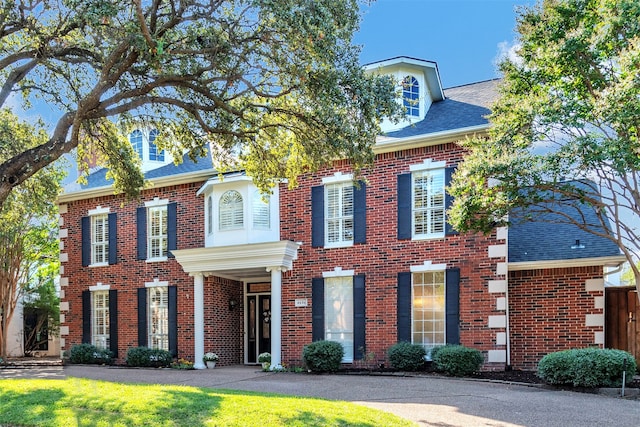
[69,343,113,365]
[125,347,173,368]
[387,342,426,371]
[432,345,483,376]
[537,348,637,388]
[303,340,344,372]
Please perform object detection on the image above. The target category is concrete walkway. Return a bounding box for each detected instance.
[1,364,639,426]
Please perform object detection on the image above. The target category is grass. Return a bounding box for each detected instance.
[0,378,414,426]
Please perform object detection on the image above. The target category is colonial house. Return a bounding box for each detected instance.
[56,57,625,370]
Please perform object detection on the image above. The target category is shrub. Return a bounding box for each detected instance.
[125,347,173,368]
[302,340,344,372]
[387,342,426,371]
[432,345,483,376]
[69,343,113,365]
[537,348,637,388]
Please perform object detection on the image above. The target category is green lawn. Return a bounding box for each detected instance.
[0,378,414,426]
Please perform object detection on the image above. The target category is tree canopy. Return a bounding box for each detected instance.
[448,0,640,287]
[0,0,401,202]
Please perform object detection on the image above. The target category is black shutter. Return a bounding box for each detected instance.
[108,213,117,265]
[445,166,459,236]
[168,286,178,357]
[397,174,412,240]
[311,277,324,341]
[137,288,147,347]
[353,275,366,359]
[109,290,118,357]
[167,202,177,258]
[311,186,324,247]
[445,267,461,345]
[136,207,147,260]
[82,290,91,344]
[81,217,91,267]
[353,183,366,244]
[397,272,412,342]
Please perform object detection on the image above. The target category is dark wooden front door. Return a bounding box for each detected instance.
[246,294,271,363]
[605,287,640,364]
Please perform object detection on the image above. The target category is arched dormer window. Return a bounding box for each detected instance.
[252,191,270,229]
[402,76,420,117]
[148,129,165,161]
[219,190,243,230]
[130,129,143,158]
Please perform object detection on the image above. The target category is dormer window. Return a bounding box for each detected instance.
[128,128,168,168]
[148,129,165,161]
[130,130,143,158]
[403,76,420,117]
[219,190,244,230]
[252,191,270,229]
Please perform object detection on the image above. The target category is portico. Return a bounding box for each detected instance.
[171,240,299,369]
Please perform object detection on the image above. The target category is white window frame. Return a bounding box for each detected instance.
[252,190,270,230]
[147,129,165,162]
[90,286,110,350]
[402,75,420,117]
[322,267,355,363]
[146,281,169,351]
[410,261,447,357]
[410,160,446,240]
[88,206,110,267]
[145,198,169,262]
[130,129,143,159]
[219,190,244,230]
[322,172,354,248]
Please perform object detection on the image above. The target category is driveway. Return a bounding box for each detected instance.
[2,365,639,426]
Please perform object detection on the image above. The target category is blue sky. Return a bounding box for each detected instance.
[354,0,535,88]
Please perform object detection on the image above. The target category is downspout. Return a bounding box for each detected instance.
[505,226,511,369]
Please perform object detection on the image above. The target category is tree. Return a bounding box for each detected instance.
[0,0,401,204]
[448,0,640,293]
[0,109,63,359]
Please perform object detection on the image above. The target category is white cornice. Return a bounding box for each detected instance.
[373,124,490,155]
[508,255,627,271]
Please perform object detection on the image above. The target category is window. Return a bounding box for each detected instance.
[402,76,419,117]
[92,291,110,350]
[324,276,354,362]
[91,214,109,265]
[148,286,169,351]
[130,129,143,158]
[412,168,445,238]
[148,129,165,161]
[412,271,446,353]
[148,206,168,259]
[325,183,354,246]
[207,195,213,234]
[252,191,270,229]
[219,190,244,230]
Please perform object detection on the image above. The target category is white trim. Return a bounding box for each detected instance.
[410,261,447,273]
[146,256,168,263]
[197,174,252,196]
[322,172,354,185]
[508,255,627,271]
[373,124,490,155]
[323,266,355,278]
[409,159,446,172]
[144,197,169,207]
[145,279,169,288]
[89,283,110,292]
[88,206,110,216]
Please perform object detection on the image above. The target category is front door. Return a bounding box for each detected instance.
[605,286,640,365]
[246,283,271,363]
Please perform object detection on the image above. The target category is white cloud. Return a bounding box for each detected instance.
[494,40,523,69]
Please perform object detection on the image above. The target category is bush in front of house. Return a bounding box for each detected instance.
[125,347,173,368]
[432,345,484,377]
[387,342,426,371]
[69,343,113,365]
[537,348,637,388]
[302,340,344,372]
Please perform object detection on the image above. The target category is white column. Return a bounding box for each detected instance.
[267,267,283,368]
[193,273,205,369]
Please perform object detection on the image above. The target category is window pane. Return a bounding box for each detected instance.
[402,76,419,117]
[219,190,244,230]
[148,287,169,351]
[324,276,354,362]
[92,291,110,350]
[130,130,143,158]
[148,206,168,258]
[91,214,109,264]
[412,169,445,237]
[252,191,270,229]
[325,183,354,245]
[148,129,165,161]
[412,271,446,353]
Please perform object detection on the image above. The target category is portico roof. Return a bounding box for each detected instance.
[171,240,300,281]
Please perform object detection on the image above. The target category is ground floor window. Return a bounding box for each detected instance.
[148,286,169,351]
[324,276,354,362]
[412,271,446,353]
[92,290,110,350]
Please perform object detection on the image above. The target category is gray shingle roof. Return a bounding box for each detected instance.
[386,79,499,138]
[508,197,621,263]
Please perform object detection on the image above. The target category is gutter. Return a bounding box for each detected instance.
[508,255,628,271]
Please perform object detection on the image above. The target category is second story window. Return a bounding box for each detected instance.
[219,190,244,230]
[91,214,109,265]
[252,191,270,229]
[402,76,420,117]
[413,168,445,237]
[82,207,117,267]
[148,206,168,259]
[130,129,143,158]
[148,129,165,161]
[325,183,354,246]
